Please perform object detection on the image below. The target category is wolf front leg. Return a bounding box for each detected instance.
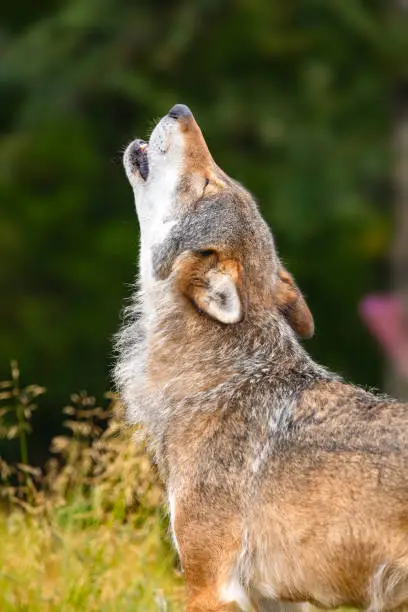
[183,546,245,612]
[175,516,246,611]
[186,587,237,612]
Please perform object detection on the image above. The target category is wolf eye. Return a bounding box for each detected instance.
[198,249,214,258]
[200,177,210,198]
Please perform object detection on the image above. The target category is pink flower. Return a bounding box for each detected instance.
[360,294,408,380]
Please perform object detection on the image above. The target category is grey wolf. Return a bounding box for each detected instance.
[115,104,408,611]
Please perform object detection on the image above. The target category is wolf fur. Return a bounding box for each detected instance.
[115,104,408,611]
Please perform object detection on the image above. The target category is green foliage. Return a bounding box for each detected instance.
[2,1,408,454]
[0,361,45,465]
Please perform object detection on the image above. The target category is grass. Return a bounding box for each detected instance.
[0,510,184,611]
[0,363,184,611]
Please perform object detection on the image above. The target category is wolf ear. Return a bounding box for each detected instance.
[191,265,243,324]
[177,254,244,324]
[275,267,314,339]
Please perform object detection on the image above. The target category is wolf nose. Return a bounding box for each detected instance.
[168,104,192,120]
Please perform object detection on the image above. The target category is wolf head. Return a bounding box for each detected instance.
[123,104,314,338]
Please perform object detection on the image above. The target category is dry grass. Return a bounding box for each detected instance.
[0,512,184,611]
[0,363,184,610]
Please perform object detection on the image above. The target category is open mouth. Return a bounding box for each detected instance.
[129,139,149,181]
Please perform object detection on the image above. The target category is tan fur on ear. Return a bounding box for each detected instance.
[176,253,244,324]
[276,267,314,339]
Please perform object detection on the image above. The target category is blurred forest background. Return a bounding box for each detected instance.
[2,0,408,462]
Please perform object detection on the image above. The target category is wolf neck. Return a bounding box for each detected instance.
[116,283,331,453]
[148,305,317,394]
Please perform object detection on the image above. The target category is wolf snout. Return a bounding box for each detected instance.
[167,104,193,120]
